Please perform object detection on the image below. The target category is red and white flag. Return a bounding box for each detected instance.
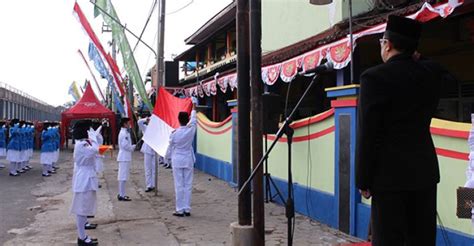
[143,87,193,156]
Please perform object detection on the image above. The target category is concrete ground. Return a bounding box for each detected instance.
[1,149,363,245]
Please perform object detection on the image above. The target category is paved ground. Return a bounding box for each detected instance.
[1,148,363,245]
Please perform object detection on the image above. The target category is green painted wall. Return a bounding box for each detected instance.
[267,117,335,194]
[262,0,372,53]
[196,123,232,163]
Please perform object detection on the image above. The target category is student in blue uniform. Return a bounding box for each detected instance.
[7,119,21,176]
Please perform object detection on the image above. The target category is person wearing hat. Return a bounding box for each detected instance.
[165,101,197,217]
[137,114,156,192]
[355,15,448,245]
[70,120,99,246]
[117,117,136,201]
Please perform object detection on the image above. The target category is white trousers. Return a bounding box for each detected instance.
[172,167,193,213]
[144,153,156,188]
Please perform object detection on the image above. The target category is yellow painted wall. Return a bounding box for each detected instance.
[267,116,335,194]
[196,118,232,163]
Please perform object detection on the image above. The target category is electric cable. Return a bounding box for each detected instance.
[167,0,194,15]
[133,0,158,53]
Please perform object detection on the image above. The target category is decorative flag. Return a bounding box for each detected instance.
[73,3,131,117]
[88,43,126,116]
[94,0,153,111]
[142,87,193,156]
[68,81,82,102]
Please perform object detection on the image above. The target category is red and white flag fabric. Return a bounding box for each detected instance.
[143,87,193,156]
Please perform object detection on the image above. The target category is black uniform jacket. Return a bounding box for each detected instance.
[355,53,445,192]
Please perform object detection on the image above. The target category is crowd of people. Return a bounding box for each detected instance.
[71,102,197,245]
[0,119,61,177]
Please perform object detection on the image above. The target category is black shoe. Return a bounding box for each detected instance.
[9,173,19,177]
[87,215,95,219]
[22,167,29,171]
[165,165,171,169]
[77,236,98,245]
[145,187,155,192]
[18,170,25,173]
[98,184,102,189]
[26,165,33,169]
[53,166,59,170]
[48,170,56,174]
[117,195,132,201]
[42,173,51,177]
[173,212,184,217]
[85,223,98,230]
[184,212,191,217]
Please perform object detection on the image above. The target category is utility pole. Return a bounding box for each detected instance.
[237,0,251,227]
[155,0,166,196]
[157,0,166,87]
[250,0,264,244]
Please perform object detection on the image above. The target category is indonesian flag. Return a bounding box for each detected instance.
[143,87,193,156]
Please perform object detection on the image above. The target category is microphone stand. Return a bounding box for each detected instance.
[238,73,321,246]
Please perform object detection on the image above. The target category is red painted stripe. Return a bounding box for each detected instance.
[331,99,357,108]
[231,108,238,113]
[266,126,335,143]
[198,115,232,128]
[198,121,232,135]
[290,109,335,129]
[430,127,469,139]
[436,148,469,161]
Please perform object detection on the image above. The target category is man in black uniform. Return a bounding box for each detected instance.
[356,15,444,245]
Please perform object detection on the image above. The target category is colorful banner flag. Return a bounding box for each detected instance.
[143,87,193,156]
[73,2,132,117]
[68,81,82,102]
[94,0,153,111]
[88,43,126,116]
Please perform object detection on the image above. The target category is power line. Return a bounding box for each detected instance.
[132,0,158,53]
[166,0,194,15]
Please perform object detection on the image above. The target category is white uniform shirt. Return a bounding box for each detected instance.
[117,128,135,162]
[166,110,197,169]
[72,139,99,193]
[137,118,155,155]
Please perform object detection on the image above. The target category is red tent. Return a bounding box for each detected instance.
[61,83,117,147]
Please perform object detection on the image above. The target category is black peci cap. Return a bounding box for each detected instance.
[73,120,92,140]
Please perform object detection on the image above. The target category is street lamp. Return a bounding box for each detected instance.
[309,0,333,5]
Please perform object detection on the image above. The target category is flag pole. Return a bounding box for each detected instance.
[78,49,106,102]
[154,0,166,196]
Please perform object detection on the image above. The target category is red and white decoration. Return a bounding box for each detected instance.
[185,1,463,96]
[143,87,193,156]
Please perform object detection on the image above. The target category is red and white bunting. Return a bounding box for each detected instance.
[179,1,463,96]
[210,80,217,95]
[262,64,281,85]
[202,81,211,97]
[217,77,228,93]
[280,58,301,83]
[228,74,238,91]
[327,41,353,70]
[197,85,204,98]
[302,50,322,73]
